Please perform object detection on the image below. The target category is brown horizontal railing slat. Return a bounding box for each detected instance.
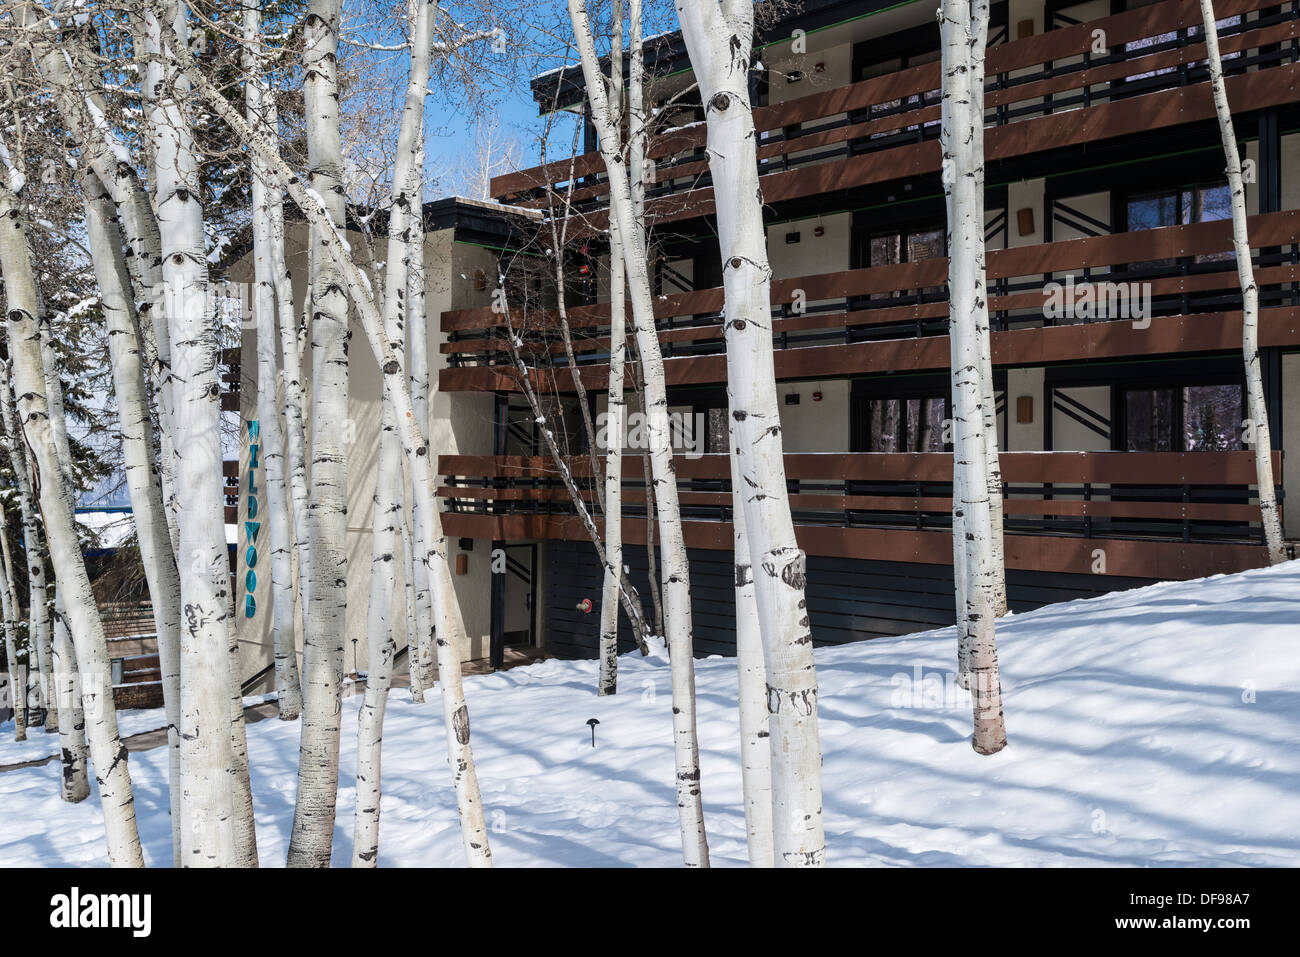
[441,210,1300,335]
[438,450,1280,580]
[439,450,1279,485]
[492,0,1287,204]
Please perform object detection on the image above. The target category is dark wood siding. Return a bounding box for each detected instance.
[543,540,1156,659]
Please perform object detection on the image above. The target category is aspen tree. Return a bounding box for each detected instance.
[352,0,434,867]
[1198,0,1286,563]
[286,0,353,867]
[0,163,142,865]
[0,380,52,734]
[162,13,495,866]
[80,167,185,858]
[570,0,709,866]
[674,0,823,864]
[939,0,1007,754]
[0,506,25,742]
[244,0,304,723]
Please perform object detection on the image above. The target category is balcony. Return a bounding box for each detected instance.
[440,210,1300,392]
[438,450,1283,579]
[493,0,1300,231]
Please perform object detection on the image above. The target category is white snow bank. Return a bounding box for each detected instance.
[2,561,1298,866]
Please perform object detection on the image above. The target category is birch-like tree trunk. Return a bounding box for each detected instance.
[80,167,185,860]
[146,3,246,864]
[405,102,437,703]
[0,381,52,730]
[352,0,433,866]
[729,447,774,866]
[35,318,72,740]
[244,0,305,723]
[268,152,309,723]
[286,0,353,867]
[598,220,627,694]
[0,372,84,796]
[675,0,824,865]
[939,0,1007,754]
[595,0,627,696]
[50,597,91,803]
[24,4,183,560]
[0,172,140,862]
[0,510,26,742]
[163,14,494,866]
[1198,0,1286,563]
[625,17,663,642]
[571,0,708,866]
[966,0,1006,617]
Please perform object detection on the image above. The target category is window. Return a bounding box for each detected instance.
[1184,385,1244,451]
[1126,185,1233,267]
[1122,384,1243,451]
[1124,387,1177,452]
[864,397,948,451]
[868,225,946,299]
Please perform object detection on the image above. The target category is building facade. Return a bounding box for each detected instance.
[238,0,1300,685]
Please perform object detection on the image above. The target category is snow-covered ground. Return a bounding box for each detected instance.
[2,561,1298,867]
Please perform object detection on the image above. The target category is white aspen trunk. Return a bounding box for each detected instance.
[268,168,309,722]
[570,0,709,867]
[244,0,305,724]
[405,110,437,703]
[352,390,401,866]
[0,174,141,862]
[35,315,70,740]
[1199,0,1287,564]
[0,374,86,794]
[351,348,402,867]
[598,228,627,695]
[729,446,774,867]
[286,0,353,867]
[26,3,184,561]
[0,382,53,729]
[146,4,243,865]
[675,0,825,865]
[163,12,494,866]
[50,597,91,803]
[0,513,26,742]
[966,0,1007,617]
[940,0,1007,755]
[80,168,185,861]
[597,0,627,697]
[352,0,433,865]
[627,9,662,642]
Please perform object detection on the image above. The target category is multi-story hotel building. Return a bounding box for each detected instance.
[233,0,1300,689]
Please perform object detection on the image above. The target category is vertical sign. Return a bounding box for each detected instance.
[244,419,261,618]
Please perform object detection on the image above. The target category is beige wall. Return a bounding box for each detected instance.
[234,213,512,688]
[775,380,851,452]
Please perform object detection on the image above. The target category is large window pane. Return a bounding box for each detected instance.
[1184,385,1243,451]
[1125,388,1177,451]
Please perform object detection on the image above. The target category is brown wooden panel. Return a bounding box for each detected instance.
[634,63,1300,232]
[441,211,1299,334]
[493,0,1278,201]
[439,307,1300,392]
[439,450,1279,487]
[441,512,1269,580]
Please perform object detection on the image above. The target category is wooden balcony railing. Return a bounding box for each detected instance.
[439,451,1284,579]
[440,210,1300,386]
[492,0,1300,230]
